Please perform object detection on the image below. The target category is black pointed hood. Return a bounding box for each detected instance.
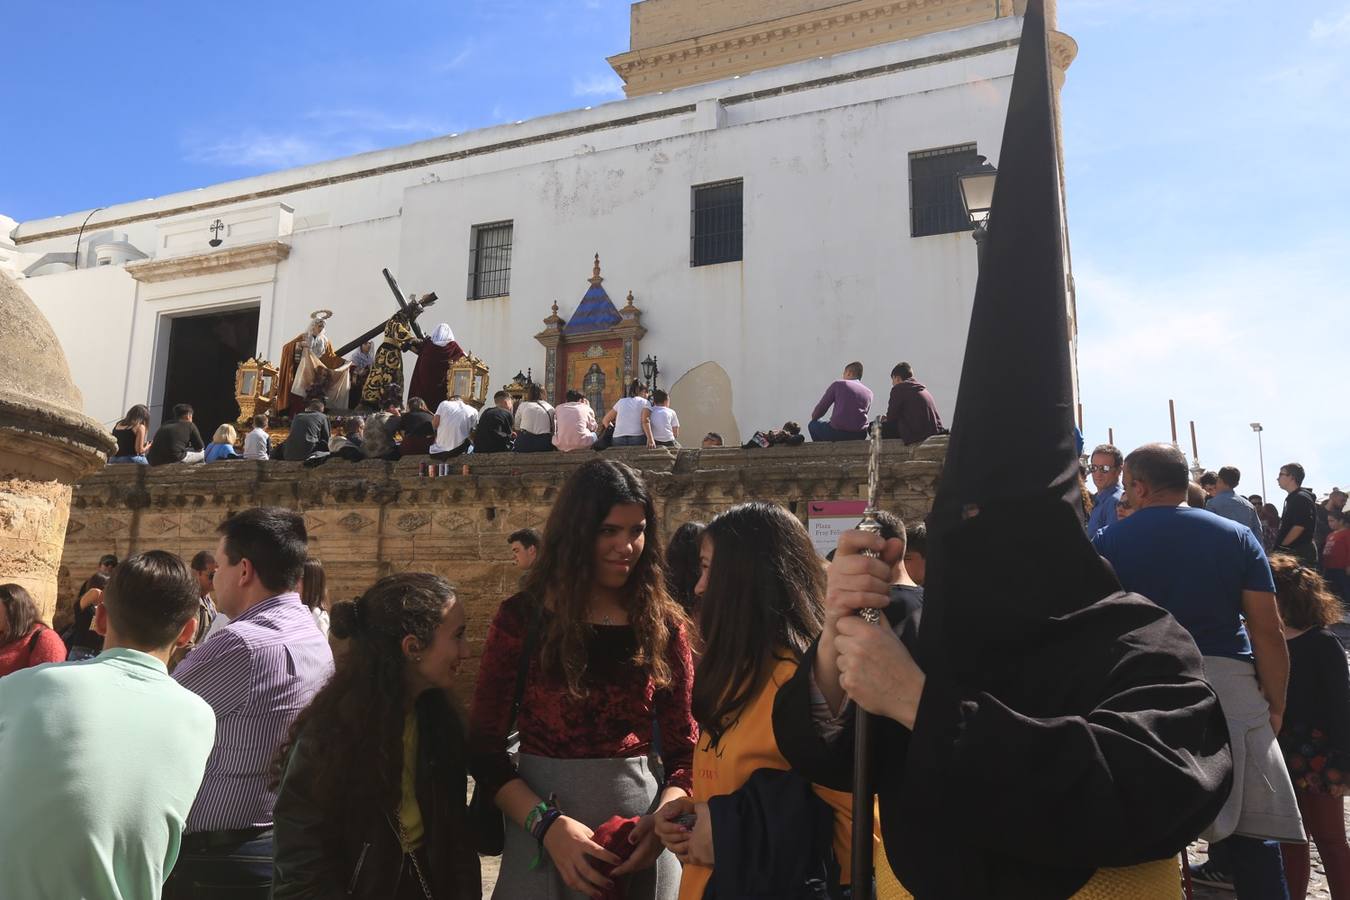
[917,0,1120,674]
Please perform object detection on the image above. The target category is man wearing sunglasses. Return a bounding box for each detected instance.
[1085,444,1124,536]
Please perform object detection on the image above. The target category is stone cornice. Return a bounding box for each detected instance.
[608,0,999,95]
[1048,29,1078,71]
[125,240,291,283]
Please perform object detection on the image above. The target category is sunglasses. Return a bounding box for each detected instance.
[1086,464,1118,474]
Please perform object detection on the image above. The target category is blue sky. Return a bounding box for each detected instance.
[4,0,1346,495]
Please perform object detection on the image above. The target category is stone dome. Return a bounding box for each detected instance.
[0,270,115,473]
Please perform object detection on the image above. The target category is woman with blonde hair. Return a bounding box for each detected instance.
[204,423,241,462]
[1272,554,1350,899]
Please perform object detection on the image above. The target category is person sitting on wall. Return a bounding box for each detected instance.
[807,362,872,443]
[242,416,270,461]
[513,384,555,454]
[396,398,436,456]
[743,421,805,449]
[880,362,945,445]
[204,425,242,462]
[280,400,331,462]
[474,391,516,454]
[147,404,206,466]
[553,390,598,453]
[701,433,724,449]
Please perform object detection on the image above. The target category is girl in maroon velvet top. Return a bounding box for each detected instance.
[470,459,696,900]
[0,584,66,678]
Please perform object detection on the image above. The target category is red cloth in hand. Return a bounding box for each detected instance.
[589,815,640,900]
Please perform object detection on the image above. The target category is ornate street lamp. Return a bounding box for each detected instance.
[641,355,660,391]
[957,155,998,268]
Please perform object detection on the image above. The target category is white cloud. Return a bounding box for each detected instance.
[571,73,624,99]
[1075,240,1350,494]
[1311,7,1350,41]
[182,108,454,170]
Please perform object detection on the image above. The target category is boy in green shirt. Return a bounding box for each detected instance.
[0,551,216,899]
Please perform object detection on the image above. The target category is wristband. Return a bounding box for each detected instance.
[530,809,564,870]
[524,801,550,835]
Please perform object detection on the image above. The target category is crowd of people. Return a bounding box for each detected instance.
[4,439,1344,900]
[1085,442,1350,898]
[105,354,953,471]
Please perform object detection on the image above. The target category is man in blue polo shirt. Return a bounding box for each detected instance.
[1093,443,1300,899]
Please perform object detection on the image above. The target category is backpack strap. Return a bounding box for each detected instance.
[507,598,544,734]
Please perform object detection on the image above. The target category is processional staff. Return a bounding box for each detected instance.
[851,418,884,896]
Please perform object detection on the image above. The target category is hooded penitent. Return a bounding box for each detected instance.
[774,2,1232,896]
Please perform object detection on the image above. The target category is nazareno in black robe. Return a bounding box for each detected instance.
[772,499,1234,899]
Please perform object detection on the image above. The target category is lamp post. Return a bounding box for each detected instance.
[957,155,998,269]
[1250,422,1267,502]
[641,355,660,392]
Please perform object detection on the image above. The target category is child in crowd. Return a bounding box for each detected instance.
[242,415,270,461]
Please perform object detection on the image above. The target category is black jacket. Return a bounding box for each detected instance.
[773,591,1232,899]
[272,691,481,899]
[704,768,839,900]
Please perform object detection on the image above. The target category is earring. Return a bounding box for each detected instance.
[414,655,423,662]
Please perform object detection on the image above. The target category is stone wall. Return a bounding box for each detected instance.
[59,439,944,693]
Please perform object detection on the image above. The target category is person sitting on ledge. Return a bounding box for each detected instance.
[880,362,944,445]
[474,391,516,454]
[807,362,872,443]
[147,404,206,466]
[701,433,724,449]
[280,400,330,462]
[513,384,555,454]
[553,390,598,453]
[397,398,436,457]
[110,404,153,465]
[204,424,242,462]
[242,415,270,461]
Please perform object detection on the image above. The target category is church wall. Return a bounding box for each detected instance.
[55,439,946,694]
[13,17,1022,434]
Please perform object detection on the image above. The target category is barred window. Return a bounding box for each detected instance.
[467,221,513,300]
[909,144,979,238]
[691,179,743,267]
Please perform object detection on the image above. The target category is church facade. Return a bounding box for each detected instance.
[5,0,1078,445]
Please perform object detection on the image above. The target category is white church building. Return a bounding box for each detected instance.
[4,0,1080,445]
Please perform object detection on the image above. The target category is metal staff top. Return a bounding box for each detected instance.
[857,418,884,624]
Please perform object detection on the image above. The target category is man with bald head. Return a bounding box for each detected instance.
[1093,443,1300,897]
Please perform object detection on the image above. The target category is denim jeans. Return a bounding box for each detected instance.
[109,455,148,464]
[163,833,273,900]
[66,646,99,662]
[612,434,646,447]
[1211,835,1291,900]
[807,419,868,442]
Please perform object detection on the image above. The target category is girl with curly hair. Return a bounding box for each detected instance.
[271,573,479,899]
[1272,554,1350,899]
[470,458,696,899]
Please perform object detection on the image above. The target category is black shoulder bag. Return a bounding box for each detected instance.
[469,599,542,855]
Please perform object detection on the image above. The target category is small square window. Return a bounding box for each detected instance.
[467,221,513,300]
[691,180,743,267]
[909,144,980,238]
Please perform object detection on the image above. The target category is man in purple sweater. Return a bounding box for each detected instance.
[807,361,873,442]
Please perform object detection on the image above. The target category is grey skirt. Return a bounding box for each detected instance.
[492,753,680,900]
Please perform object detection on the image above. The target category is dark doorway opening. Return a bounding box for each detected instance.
[160,307,260,443]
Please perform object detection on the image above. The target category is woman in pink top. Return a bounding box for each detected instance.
[0,584,66,677]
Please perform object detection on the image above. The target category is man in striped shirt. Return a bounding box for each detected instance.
[164,507,333,899]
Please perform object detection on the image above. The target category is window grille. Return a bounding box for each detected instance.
[909,144,979,238]
[467,221,513,299]
[691,180,743,266]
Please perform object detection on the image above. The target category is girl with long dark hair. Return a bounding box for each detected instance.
[109,404,152,464]
[664,522,706,620]
[653,502,872,899]
[0,584,66,677]
[470,458,696,899]
[271,573,479,899]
